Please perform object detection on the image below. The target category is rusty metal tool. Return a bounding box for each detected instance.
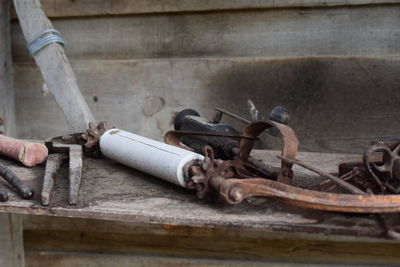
[41,141,82,206]
[212,106,290,136]
[76,120,400,214]
[165,115,400,213]
[282,152,400,240]
[166,120,298,184]
[173,106,289,159]
[167,107,296,182]
[277,156,366,195]
[363,140,400,193]
[184,146,400,213]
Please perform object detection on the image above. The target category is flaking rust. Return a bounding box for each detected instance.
[63,109,400,216]
[164,107,400,215]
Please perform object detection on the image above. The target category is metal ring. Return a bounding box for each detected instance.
[27,29,65,57]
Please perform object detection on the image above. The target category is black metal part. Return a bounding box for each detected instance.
[176,112,240,160]
[0,162,34,199]
[268,106,290,136]
[174,106,291,159]
[363,140,400,194]
[174,109,200,130]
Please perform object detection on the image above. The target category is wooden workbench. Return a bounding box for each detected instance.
[1,150,400,266]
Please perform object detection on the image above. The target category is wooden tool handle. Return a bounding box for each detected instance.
[0,134,48,167]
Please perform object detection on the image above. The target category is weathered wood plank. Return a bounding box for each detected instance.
[13,0,95,133]
[22,229,400,265]
[0,214,25,267]
[11,5,400,62]
[13,57,400,153]
[0,150,386,241]
[10,0,400,18]
[24,251,353,267]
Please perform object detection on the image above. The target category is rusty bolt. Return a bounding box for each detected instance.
[229,187,244,203]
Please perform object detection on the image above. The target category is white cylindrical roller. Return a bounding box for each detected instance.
[99,129,204,188]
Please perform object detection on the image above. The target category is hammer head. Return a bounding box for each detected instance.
[45,141,80,154]
[44,141,83,205]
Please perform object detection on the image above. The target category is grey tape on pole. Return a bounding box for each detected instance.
[27,29,65,57]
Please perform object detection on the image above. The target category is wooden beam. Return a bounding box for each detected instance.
[11,0,400,18]
[0,1,24,267]
[13,0,95,133]
[23,229,400,265]
[0,214,25,267]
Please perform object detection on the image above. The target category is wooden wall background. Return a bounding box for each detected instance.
[11,0,400,154]
[7,0,400,266]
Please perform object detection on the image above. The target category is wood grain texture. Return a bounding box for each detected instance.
[0,150,387,241]
[11,5,400,62]
[13,57,400,153]
[24,251,360,267]
[0,214,25,267]
[13,0,95,133]
[22,229,400,265]
[10,4,400,152]
[10,0,400,18]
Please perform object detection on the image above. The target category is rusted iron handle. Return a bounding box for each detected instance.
[218,178,400,213]
[239,121,299,184]
[0,134,48,167]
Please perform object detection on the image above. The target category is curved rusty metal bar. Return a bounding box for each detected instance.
[239,121,299,184]
[218,178,400,213]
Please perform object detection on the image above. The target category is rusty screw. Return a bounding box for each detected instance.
[229,187,244,203]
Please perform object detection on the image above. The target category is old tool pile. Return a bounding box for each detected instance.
[1,105,400,237]
[163,107,400,214]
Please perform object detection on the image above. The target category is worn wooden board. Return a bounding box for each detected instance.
[13,57,400,153]
[10,4,400,153]
[21,228,400,265]
[10,0,400,18]
[11,5,400,62]
[0,150,387,241]
[0,214,24,267]
[23,251,366,267]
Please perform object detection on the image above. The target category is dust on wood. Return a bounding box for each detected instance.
[0,150,386,240]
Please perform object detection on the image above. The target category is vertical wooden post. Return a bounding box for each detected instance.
[0,1,25,267]
[13,0,95,133]
[0,215,25,267]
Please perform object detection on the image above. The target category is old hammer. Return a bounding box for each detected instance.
[41,141,82,206]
